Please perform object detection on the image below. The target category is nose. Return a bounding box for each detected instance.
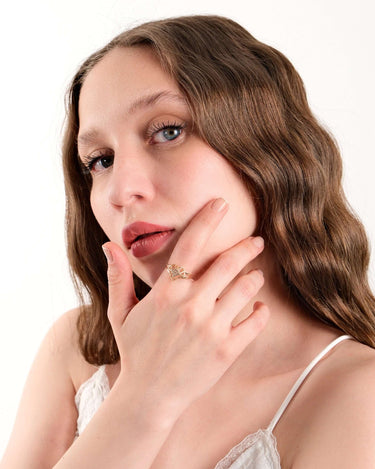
[108,149,155,209]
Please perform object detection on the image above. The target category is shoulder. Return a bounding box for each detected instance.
[43,307,80,354]
[291,339,375,468]
[41,307,98,391]
[0,308,95,467]
[36,307,81,373]
[311,339,375,414]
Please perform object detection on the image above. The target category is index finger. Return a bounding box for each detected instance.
[160,197,228,281]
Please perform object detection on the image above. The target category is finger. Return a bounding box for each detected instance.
[226,302,269,356]
[159,198,228,283]
[102,242,139,330]
[196,236,264,301]
[214,269,265,323]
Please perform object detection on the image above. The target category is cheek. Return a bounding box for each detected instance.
[168,153,222,201]
[177,165,257,252]
[90,190,100,221]
[90,188,111,235]
[173,150,257,233]
[215,198,257,248]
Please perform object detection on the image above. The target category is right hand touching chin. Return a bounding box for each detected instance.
[102,198,269,414]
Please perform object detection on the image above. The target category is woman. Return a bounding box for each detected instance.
[2,15,375,469]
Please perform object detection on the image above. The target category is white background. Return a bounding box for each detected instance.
[0,0,374,456]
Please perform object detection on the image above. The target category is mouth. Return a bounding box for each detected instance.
[132,230,164,242]
[122,222,175,258]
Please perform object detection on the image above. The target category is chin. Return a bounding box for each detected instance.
[133,259,167,288]
[140,271,162,288]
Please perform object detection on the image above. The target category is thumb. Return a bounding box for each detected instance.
[102,241,139,331]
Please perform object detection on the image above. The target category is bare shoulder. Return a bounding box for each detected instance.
[0,307,94,469]
[41,307,97,390]
[291,339,375,468]
[314,339,375,414]
[43,307,80,358]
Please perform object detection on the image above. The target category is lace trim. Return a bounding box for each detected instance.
[214,428,281,469]
[73,335,351,466]
[75,366,110,437]
[74,368,281,467]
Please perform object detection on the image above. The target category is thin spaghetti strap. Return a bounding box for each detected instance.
[267,335,352,433]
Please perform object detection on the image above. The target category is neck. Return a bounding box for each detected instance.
[228,248,341,382]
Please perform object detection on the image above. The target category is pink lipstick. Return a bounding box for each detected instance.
[122,222,175,258]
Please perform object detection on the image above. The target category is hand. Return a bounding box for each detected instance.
[102,198,269,414]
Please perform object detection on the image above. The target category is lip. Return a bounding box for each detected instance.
[122,221,175,257]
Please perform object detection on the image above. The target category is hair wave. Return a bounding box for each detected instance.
[62,15,375,364]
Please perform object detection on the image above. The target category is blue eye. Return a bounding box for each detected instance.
[151,124,185,143]
[161,127,181,141]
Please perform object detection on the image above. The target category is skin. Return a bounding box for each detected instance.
[79,46,258,287]
[2,46,375,469]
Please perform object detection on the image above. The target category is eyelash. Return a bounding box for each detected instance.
[81,152,113,175]
[146,121,186,142]
[81,121,186,174]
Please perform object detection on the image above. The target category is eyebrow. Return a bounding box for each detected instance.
[128,90,187,114]
[77,90,187,147]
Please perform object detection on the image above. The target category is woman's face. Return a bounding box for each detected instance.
[78,46,257,286]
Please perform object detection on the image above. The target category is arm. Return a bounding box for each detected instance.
[3,199,269,469]
[0,310,80,469]
[0,310,179,469]
[54,373,181,469]
[56,200,269,469]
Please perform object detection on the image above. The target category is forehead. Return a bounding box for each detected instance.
[78,47,181,121]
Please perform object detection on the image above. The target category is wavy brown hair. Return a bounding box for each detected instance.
[62,15,375,365]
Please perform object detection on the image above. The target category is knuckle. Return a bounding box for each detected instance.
[239,281,256,299]
[153,282,192,312]
[177,238,199,257]
[216,253,237,274]
[215,342,231,362]
[206,319,226,342]
[107,267,122,287]
[153,288,171,311]
[180,299,201,325]
[238,272,263,298]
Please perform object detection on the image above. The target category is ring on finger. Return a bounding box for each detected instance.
[166,264,192,280]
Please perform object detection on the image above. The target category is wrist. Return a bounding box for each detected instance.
[111,373,185,432]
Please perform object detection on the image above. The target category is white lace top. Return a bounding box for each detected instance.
[75,335,351,468]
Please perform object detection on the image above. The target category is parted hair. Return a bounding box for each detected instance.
[62,15,375,365]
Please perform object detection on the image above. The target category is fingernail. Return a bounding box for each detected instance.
[211,198,228,212]
[252,236,264,249]
[102,245,113,264]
